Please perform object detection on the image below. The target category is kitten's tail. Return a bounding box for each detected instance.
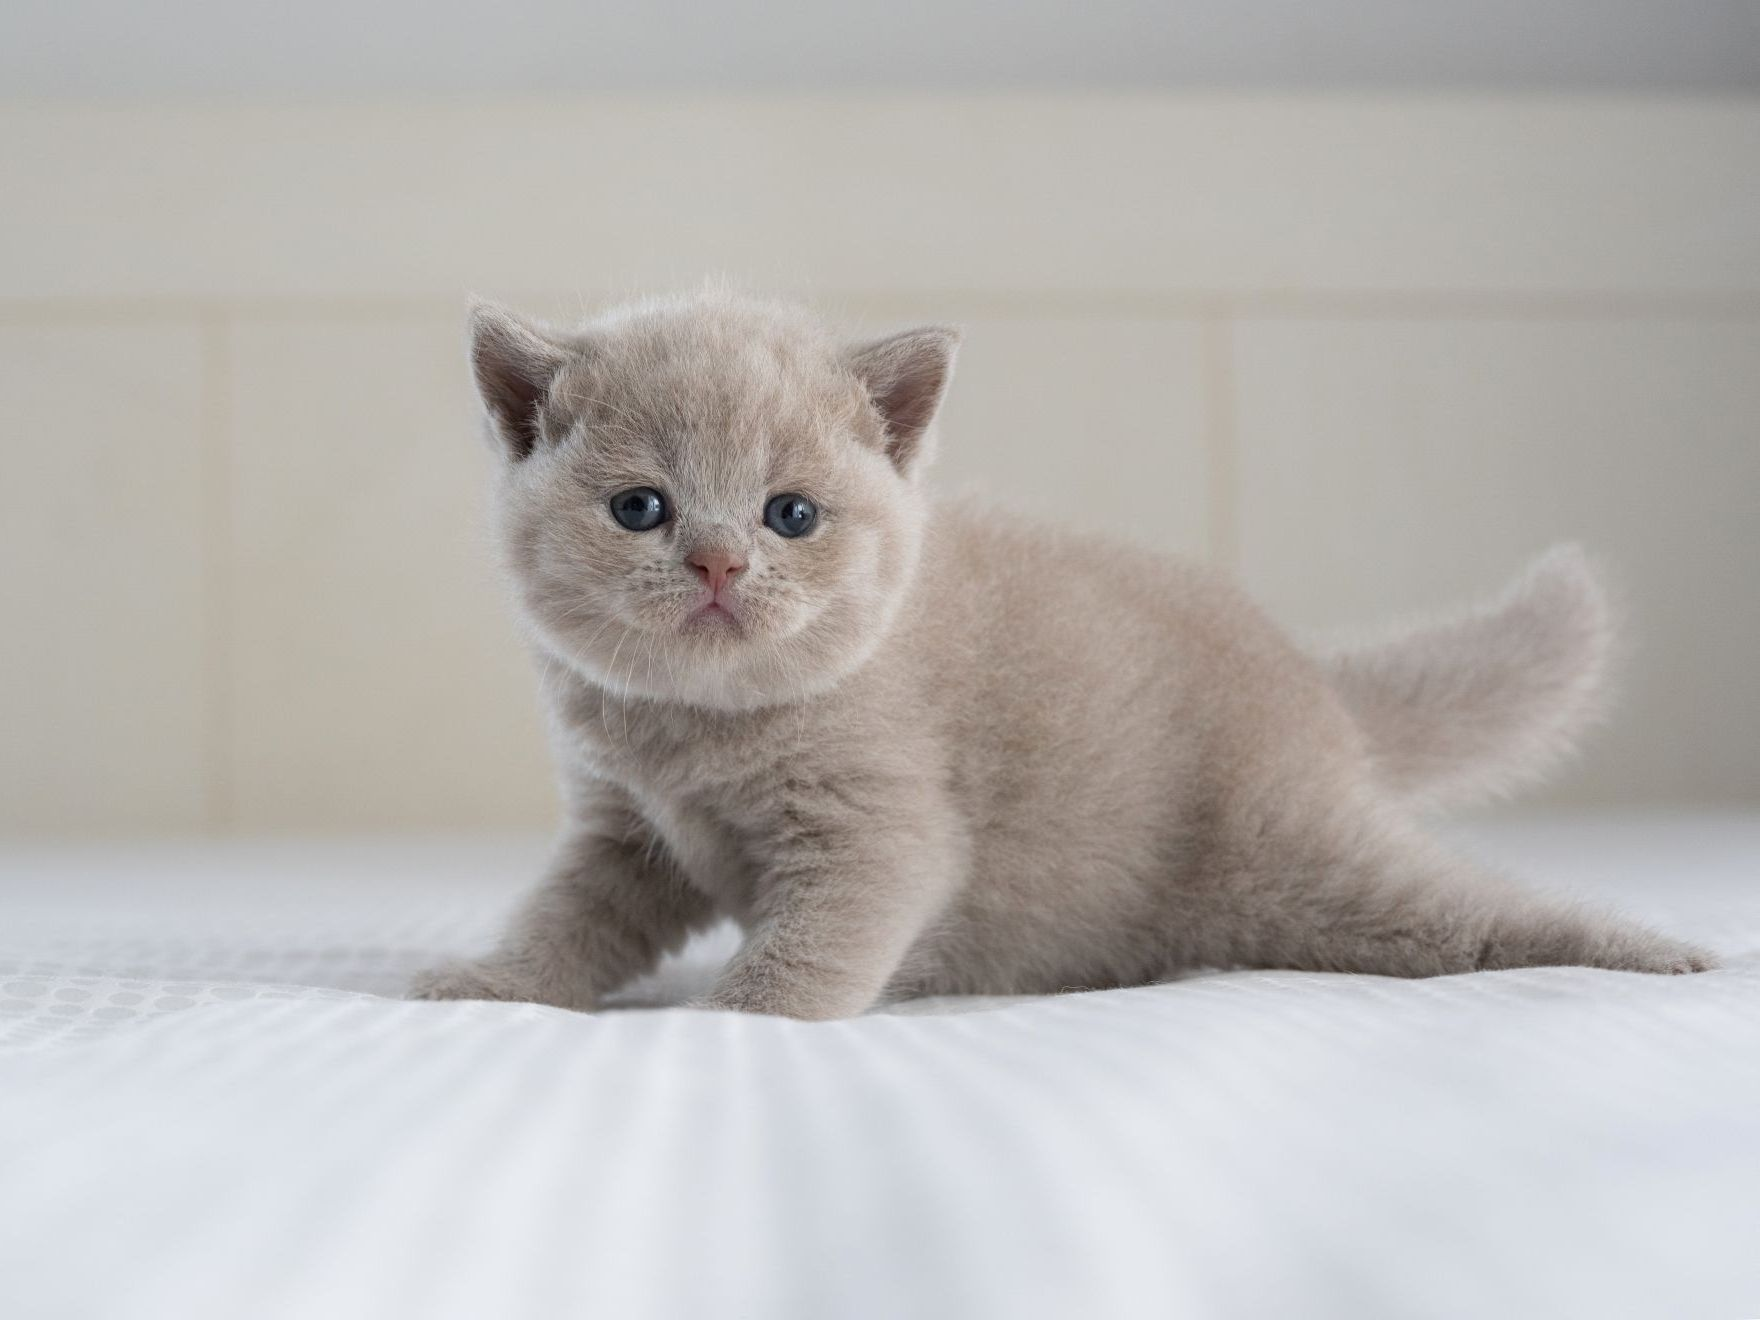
[1319,545,1616,813]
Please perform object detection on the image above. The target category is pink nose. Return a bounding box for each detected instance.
[687,549,747,596]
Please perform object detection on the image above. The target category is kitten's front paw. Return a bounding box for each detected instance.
[408,955,600,1010]
[693,976,869,1020]
[407,956,573,1005]
[408,958,509,1002]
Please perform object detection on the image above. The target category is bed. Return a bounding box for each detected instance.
[2,814,1757,1319]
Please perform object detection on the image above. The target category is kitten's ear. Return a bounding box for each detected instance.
[468,301,571,461]
[845,326,961,475]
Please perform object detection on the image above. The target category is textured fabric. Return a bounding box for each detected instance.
[1,817,1757,1319]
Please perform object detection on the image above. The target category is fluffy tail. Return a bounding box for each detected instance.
[1319,545,1617,813]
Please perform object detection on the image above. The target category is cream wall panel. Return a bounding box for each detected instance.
[225,317,556,831]
[1,98,1755,302]
[2,95,1757,830]
[1231,317,1760,806]
[919,312,1211,558]
[0,324,211,835]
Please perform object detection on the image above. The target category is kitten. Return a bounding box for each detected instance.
[410,291,1714,1019]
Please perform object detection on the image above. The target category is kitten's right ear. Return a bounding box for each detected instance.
[468,301,571,461]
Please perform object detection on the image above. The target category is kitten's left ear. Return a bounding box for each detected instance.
[845,326,961,475]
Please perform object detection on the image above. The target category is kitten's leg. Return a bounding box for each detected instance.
[699,800,956,1020]
[1214,808,1716,977]
[409,809,712,1010]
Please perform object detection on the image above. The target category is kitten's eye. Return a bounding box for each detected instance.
[764,493,818,538]
[609,487,668,532]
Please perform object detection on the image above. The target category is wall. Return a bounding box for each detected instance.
[2,96,1756,836]
[4,2,1757,95]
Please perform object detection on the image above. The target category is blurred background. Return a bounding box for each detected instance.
[1,1,1756,839]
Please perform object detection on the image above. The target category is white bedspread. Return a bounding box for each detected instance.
[2,815,1757,1320]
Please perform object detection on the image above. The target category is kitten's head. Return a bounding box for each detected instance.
[469,292,958,710]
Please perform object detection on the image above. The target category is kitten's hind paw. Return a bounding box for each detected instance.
[1617,937,1719,975]
[1565,926,1720,976]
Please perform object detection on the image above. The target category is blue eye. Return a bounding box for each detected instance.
[609,487,667,531]
[764,493,818,538]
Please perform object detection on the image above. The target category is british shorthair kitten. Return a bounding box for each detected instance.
[410,291,1712,1019]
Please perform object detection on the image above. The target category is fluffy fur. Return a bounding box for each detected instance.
[410,291,1713,1020]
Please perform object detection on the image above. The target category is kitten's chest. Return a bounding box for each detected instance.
[558,692,801,918]
[631,789,761,917]
[619,762,783,921]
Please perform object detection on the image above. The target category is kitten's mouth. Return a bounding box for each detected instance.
[685,599,742,632]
